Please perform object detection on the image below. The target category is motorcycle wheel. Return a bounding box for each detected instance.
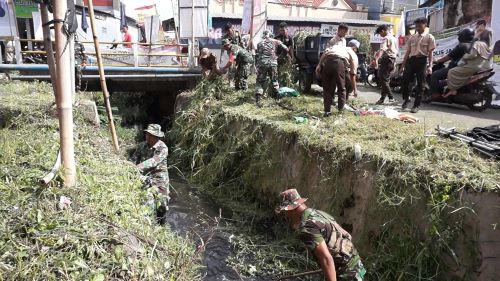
[298,71,312,94]
[467,86,492,111]
[367,74,378,88]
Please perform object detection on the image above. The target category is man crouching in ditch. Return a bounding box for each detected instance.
[276,189,366,280]
[132,124,170,224]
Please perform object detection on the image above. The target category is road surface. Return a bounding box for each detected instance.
[352,85,499,130]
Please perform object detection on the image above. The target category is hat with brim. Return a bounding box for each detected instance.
[276,189,308,213]
[200,48,210,59]
[144,123,165,138]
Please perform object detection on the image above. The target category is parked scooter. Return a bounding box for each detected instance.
[366,59,403,92]
[421,63,495,111]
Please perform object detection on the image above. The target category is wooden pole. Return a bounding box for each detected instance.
[87,0,120,151]
[40,3,58,99]
[53,0,76,187]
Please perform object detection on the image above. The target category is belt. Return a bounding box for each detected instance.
[410,55,427,58]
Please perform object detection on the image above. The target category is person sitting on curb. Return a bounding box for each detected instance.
[132,124,170,224]
[276,189,366,281]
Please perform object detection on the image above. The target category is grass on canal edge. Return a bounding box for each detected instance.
[170,77,499,280]
[0,81,200,280]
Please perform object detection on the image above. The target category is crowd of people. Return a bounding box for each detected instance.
[200,18,494,117]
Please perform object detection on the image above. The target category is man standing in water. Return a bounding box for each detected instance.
[277,189,366,280]
[132,124,170,224]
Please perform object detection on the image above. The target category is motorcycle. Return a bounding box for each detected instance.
[366,59,403,92]
[421,63,494,111]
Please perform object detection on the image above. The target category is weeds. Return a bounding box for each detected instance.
[0,81,200,280]
[170,78,499,280]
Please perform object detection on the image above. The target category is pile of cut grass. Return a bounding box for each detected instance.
[0,81,200,280]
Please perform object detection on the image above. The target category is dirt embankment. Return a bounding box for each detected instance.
[171,84,500,281]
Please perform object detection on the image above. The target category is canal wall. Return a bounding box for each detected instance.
[171,87,500,280]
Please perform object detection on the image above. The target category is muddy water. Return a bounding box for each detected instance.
[167,180,269,281]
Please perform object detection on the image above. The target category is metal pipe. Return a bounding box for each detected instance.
[54,0,76,187]
[10,74,201,80]
[0,64,201,73]
[87,0,120,152]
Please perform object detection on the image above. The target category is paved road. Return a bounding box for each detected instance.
[353,85,499,130]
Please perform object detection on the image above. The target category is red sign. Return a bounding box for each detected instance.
[83,0,113,7]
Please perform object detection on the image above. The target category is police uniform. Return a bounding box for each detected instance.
[255,33,288,103]
[133,124,170,221]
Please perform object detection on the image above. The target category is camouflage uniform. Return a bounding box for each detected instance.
[277,189,366,281]
[132,124,170,218]
[275,33,294,87]
[221,31,242,84]
[74,40,87,92]
[255,37,288,99]
[299,209,366,280]
[229,44,253,90]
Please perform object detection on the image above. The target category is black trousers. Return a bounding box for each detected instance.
[321,56,346,112]
[378,56,395,99]
[401,56,427,107]
[429,67,449,95]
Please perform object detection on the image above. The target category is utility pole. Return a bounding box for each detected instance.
[53,0,76,186]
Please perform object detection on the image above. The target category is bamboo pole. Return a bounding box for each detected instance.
[87,0,120,151]
[40,3,58,100]
[53,0,76,187]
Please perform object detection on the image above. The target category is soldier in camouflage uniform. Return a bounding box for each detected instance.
[74,36,87,92]
[277,189,366,281]
[222,39,253,91]
[220,23,242,86]
[132,124,170,224]
[275,22,295,87]
[255,30,289,106]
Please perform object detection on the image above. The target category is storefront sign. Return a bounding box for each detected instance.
[14,0,38,18]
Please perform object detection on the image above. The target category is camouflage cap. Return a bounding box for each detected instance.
[144,124,164,138]
[276,189,308,213]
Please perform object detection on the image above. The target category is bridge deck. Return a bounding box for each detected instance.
[1,64,201,92]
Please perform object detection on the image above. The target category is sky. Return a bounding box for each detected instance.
[122,0,174,21]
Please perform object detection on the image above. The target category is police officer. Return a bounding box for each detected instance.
[222,39,253,91]
[277,189,366,281]
[74,36,87,92]
[132,124,170,224]
[275,22,295,87]
[255,30,288,106]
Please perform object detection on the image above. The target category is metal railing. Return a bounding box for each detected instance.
[5,38,198,68]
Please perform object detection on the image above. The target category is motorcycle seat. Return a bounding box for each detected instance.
[473,68,494,75]
[468,70,494,85]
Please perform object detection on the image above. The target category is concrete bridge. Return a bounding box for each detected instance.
[0,64,201,92]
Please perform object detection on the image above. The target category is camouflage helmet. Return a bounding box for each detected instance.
[276,189,308,213]
[144,124,164,138]
[222,38,231,46]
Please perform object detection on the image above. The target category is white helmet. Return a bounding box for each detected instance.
[347,39,360,49]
